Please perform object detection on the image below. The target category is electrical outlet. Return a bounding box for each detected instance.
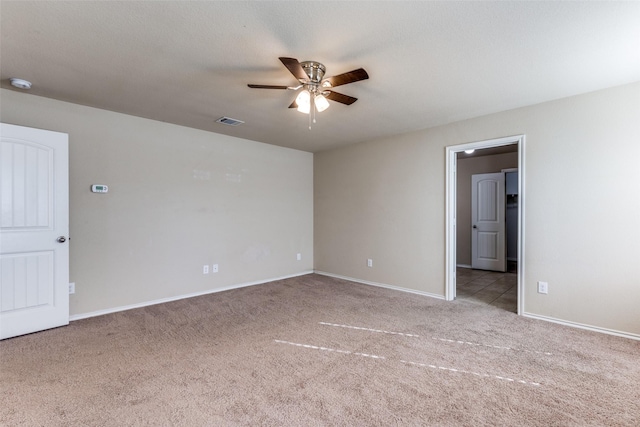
[212,264,219,273]
[538,281,548,294]
[367,259,373,267]
[297,253,302,261]
[203,265,209,275]
[69,282,75,294]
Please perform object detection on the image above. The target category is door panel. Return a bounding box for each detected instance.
[471,172,506,272]
[1,252,53,312]
[0,123,69,339]
[478,232,498,260]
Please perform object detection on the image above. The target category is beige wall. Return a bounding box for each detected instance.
[315,82,640,336]
[3,82,638,337]
[456,152,518,266]
[1,89,313,316]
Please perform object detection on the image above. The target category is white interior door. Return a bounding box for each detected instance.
[471,172,506,272]
[1,123,69,339]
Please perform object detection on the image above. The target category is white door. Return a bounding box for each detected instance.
[0,123,69,339]
[471,172,506,272]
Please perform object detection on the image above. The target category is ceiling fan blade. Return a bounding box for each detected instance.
[288,100,298,109]
[322,68,369,88]
[325,90,357,105]
[279,57,308,82]
[248,84,289,89]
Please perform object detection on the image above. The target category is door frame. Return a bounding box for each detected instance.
[445,135,525,314]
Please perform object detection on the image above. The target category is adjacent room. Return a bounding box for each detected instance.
[1,2,639,425]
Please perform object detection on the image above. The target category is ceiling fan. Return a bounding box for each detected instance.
[248,57,369,118]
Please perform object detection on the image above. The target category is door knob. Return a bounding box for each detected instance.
[57,236,66,243]
[472,225,477,229]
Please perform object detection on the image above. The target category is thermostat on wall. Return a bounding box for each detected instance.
[91,184,108,193]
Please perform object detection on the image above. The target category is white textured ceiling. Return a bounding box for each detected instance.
[1,1,639,152]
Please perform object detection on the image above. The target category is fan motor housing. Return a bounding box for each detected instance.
[300,61,326,83]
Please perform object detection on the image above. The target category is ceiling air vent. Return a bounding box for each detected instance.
[216,116,245,126]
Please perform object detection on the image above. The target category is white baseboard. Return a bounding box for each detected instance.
[314,271,639,341]
[522,312,640,341]
[456,264,472,269]
[314,270,445,301]
[69,270,315,322]
[70,270,639,342]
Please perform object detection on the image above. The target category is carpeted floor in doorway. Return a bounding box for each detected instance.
[1,273,639,426]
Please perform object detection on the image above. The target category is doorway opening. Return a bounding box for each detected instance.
[445,135,525,314]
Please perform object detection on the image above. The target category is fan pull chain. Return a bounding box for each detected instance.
[312,93,317,125]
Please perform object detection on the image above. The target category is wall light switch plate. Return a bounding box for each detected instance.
[367,259,373,267]
[203,265,209,274]
[538,281,548,294]
[69,283,75,294]
[212,264,218,273]
[297,253,302,261]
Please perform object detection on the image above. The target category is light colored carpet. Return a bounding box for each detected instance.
[1,274,639,426]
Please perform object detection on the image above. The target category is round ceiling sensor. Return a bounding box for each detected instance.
[9,78,32,90]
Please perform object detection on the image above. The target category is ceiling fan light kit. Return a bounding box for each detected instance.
[295,90,310,113]
[248,57,369,128]
[295,90,330,115]
[314,94,330,112]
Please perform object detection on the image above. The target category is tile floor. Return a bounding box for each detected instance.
[455,267,517,313]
